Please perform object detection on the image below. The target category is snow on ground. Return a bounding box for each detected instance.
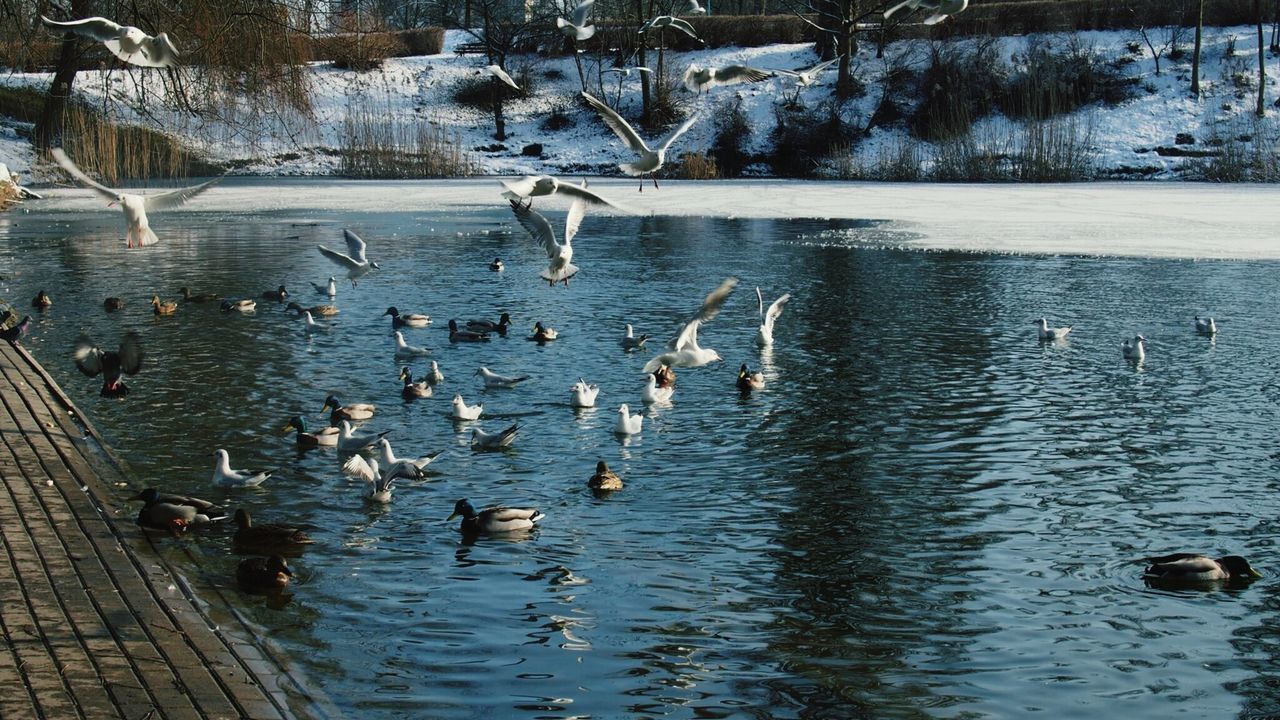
[2,26,1279,181]
[30,177,1280,260]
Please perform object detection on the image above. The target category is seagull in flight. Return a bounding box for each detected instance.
[884,0,969,25]
[499,175,632,212]
[51,148,219,248]
[682,64,775,94]
[41,15,179,68]
[318,229,380,287]
[509,198,586,286]
[638,15,702,41]
[643,277,739,372]
[557,0,596,40]
[483,64,521,91]
[581,92,697,191]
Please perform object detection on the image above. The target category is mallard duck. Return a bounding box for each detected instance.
[1034,318,1072,341]
[570,379,599,408]
[1123,335,1146,361]
[528,321,558,342]
[476,366,530,388]
[588,460,623,491]
[448,498,544,534]
[180,287,219,303]
[385,306,431,328]
[1143,553,1261,584]
[220,299,256,313]
[286,301,338,317]
[489,258,504,271]
[427,360,444,384]
[1195,316,1218,335]
[642,373,674,404]
[150,295,177,315]
[653,364,676,388]
[468,312,512,335]
[284,415,339,447]
[621,324,647,350]
[736,363,765,391]
[212,449,273,487]
[614,405,642,435]
[103,296,125,311]
[400,367,433,399]
[322,394,375,423]
[262,284,289,302]
[131,487,226,531]
[448,319,490,342]
[471,424,519,450]
[233,509,313,554]
[451,394,482,420]
[236,555,292,594]
[31,290,52,309]
[73,332,143,397]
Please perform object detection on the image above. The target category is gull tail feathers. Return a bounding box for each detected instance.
[540,263,580,284]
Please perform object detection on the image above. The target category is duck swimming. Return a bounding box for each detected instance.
[233,509,313,555]
[262,284,289,302]
[400,367,433,399]
[467,312,511,335]
[449,319,490,342]
[1143,553,1261,585]
[236,555,293,593]
[103,296,125,311]
[528,321,558,342]
[385,306,431,328]
[32,290,52,309]
[150,295,178,315]
[322,394,375,423]
[588,460,623,491]
[284,415,339,448]
[448,498,544,534]
[736,363,764,392]
[220,299,256,313]
[180,287,219,303]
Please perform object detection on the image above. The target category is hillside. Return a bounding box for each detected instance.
[1,24,1278,183]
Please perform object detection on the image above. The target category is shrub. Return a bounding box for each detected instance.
[542,103,575,132]
[770,103,855,177]
[910,40,1005,141]
[709,97,751,178]
[1000,36,1138,120]
[453,72,525,108]
[310,26,444,66]
[676,152,719,179]
[1186,119,1280,181]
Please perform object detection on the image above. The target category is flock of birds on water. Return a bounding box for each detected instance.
[3,0,1262,594]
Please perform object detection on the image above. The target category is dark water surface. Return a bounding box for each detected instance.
[4,186,1280,719]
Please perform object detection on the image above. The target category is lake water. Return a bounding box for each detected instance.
[4,182,1280,719]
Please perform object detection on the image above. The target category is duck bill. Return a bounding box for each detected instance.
[1250,568,1264,578]
[446,512,460,521]
[283,424,295,433]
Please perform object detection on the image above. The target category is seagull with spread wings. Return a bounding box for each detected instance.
[883,0,969,25]
[499,175,632,212]
[557,0,596,40]
[643,277,739,372]
[41,15,179,68]
[581,92,697,191]
[682,64,775,94]
[508,198,586,286]
[52,149,219,248]
[318,229,380,287]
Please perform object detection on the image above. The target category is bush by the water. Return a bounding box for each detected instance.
[999,37,1138,120]
[910,41,1005,141]
[709,98,751,178]
[770,103,856,177]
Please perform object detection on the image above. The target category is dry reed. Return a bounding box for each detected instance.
[339,100,478,178]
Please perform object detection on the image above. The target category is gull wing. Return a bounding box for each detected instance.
[668,277,738,351]
[318,244,359,269]
[40,15,123,42]
[570,0,595,27]
[666,17,701,38]
[143,175,221,211]
[72,336,104,377]
[582,92,650,154]
[343,228,369,263]
[499,175,540,198]
[656,113,699,153]
[342,454,378,482]
[509,200,560,258]
[802,57,839,77]
[764,293,791,331]
[489,65,521,90]
[563,197,587,246]
[118,332,144,374]
[716,65,775,85]
[50,148,118,201]
[552,179,636,213]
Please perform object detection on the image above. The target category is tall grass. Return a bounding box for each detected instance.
[57,104,219,183]
[1186,118,1280,181]
[339,99,477,178]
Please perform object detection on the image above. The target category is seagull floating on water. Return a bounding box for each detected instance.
[73,331,143,397]
[318,229,380,287]
[212,449,272,487]
[756,288,791,347]
[427,361,444,384]
[476,366,530,388]
[394,331,431,359]
[1122,335,1146,361]
[1195,316,1218,335]
[337,420,390,452]
[622,324,648,351]
[510,198,584,286]
[41,15,180,68]
[581,92,697,191]
[570,379,600,408]
[1034,318,1072,341]
[313,276,338,297]
[557,0,596,40]
[471,424,519,450]
[614,404,643,435]
[452,394,483,420]
[379,438,444,480]
[448,498,544,534]
[52,148,219,248]
[643,277,739,372]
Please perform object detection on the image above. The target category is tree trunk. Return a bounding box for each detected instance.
[34,0,89,150]
[1258,0,1267,117]
[637,0,651,122]
[1191,0,1203,96]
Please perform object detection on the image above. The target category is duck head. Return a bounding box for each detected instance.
[130,487,161,503]
[448,498,476,520]
[321,394,341,412]
[596,460,610,474]
[384,306,400,318]
[399,367,413,383]
[235,508,252,529]
[284,415,308,433]
[1219,555,1263,578]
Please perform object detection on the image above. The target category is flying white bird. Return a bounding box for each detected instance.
[602,66,652,78]
[471,424,520,450]
[682,64,774,94]
[683,0,707,15]
[756,288,791,347]
[476,366,531,388]
[1122,335,1146,361]
[581,92,698,191]
[614,404,643,435]
[509,198,585,286]
[776,57,840,88]
[638,15,701,40]
[51,148,218,248]
[643,277,739,372]
[641,373,674,404]
[557,0,596,40]
[318,229,380,287]
[483,64,521,91]
[41,15,179,68]
[883,0,969,25]
[1034,318,1072,341]
[377,438,444,480]
[451,394,483,420]
[499,175,632,212]
[570,379,600,408]
[211,449,272,488]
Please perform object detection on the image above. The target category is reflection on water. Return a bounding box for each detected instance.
[4,187,1280,718]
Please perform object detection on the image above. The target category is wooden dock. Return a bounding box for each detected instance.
[0,338,304,719]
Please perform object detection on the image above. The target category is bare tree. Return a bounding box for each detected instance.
[1192,0,1203,96]
[1257,0,1267,116]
